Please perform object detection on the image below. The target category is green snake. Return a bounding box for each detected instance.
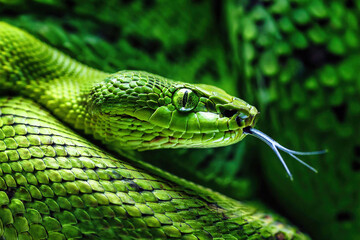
[0,22,323,239]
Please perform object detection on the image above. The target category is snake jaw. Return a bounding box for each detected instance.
[135,129,246,151]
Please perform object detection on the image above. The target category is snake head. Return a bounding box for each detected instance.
[88,71,259,150]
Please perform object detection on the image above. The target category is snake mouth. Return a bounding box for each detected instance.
[141,128,244,150]
[99,111,250,150]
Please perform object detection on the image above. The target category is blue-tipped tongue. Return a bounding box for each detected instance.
[243,127,327,180]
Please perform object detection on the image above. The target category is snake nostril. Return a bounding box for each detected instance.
[235,112,251,127]
[236,116,243,126]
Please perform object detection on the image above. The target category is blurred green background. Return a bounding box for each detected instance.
[1,0,359,239]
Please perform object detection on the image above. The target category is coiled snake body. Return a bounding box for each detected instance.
[0,22,307,239]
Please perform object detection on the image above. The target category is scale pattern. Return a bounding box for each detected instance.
[0,97,305,239]
[2,0,357,239]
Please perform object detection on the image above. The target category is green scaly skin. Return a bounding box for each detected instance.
[2,1,360,239]
[0,22,307,239]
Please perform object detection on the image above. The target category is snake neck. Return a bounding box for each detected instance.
[0,22,109,130]
[0,22,106,88]
[0,23,141,148]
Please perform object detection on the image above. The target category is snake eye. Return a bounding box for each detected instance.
[173,88,199,112]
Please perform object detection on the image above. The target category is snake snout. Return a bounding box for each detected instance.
[219,105,259,128]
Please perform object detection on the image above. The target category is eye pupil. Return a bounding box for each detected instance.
[173,88,199,112]
[182,90,189,108]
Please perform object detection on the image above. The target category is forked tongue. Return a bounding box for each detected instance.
[243,127,327,181]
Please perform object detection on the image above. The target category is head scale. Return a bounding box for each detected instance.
[88,70,259,150]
